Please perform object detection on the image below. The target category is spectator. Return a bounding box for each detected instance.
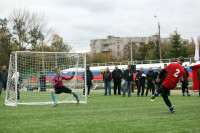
[39,72,46,91]
[137,67,146,96]
[197,68,200,96]
[155,67,162,91]
[11,70,20,99]
[146,67,155,96]
[0,65,8,97]
[112,65,123,95]
[103,67,112,95]
[123,65,134,97]
[135,70,140,90]
[82,66,94,98]
[180,67,190,96]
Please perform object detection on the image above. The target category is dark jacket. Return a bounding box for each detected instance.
[39,75,46,85]
[197,69,200,81]
[1,70,8,82]
[137,71,146,84]
[112,69,122,82]
[135,72,139,83]
[82,70,94,83]
[155,71,162,84]
[146,70,155,85]
[123,69,134,81]
[103,71,112,82]
[0,71,1,82]
[180,68,189,84]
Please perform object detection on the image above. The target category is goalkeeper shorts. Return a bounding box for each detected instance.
[55,86,72,94]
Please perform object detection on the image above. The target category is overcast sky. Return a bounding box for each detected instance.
[1,0,200,52]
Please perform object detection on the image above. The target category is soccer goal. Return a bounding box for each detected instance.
[5,51,87,106]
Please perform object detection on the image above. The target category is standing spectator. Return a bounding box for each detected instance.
[123,65,134,97]
[180,67,190,96]
[11,70,20,99]
[39,72,46,91]
[137,67,146,96]
[103,67,112,95]
[155,67,162,91]
[197,68,200,96]
[112,65,123,95]
[82,66,94,98]
[0,65,8,97]
[135,70,140,90]
[146,67,155,96]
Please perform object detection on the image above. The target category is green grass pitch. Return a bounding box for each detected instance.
[0,91,200,133]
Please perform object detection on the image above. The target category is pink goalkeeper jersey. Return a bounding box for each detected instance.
[52,75,72,88]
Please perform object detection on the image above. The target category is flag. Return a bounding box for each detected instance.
[194,37,199,61]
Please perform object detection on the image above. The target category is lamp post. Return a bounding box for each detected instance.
[131,41,132,65]
[155,15,162,62]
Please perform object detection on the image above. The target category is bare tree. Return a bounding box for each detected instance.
[9,8,52,51]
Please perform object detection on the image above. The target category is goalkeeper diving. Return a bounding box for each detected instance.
[51,68,79,107]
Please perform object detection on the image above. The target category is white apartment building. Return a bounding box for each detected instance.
[90,35,189,57]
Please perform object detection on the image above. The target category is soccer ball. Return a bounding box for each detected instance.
[100,69,106,74]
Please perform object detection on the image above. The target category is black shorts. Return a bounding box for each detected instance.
[55,86,72,94]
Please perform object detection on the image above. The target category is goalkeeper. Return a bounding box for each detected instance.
[51,68,79,107]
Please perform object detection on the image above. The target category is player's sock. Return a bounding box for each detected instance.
[51,94,57,104]
[73,94,79,101]
[169,106,174,111]
[151,92,158,101]
[187,92,190,96]
[153,92,158,97]
[182,93,185,96]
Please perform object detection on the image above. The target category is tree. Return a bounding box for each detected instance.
[122,42,137,61]
[9,8,51,51]
[170,31,183,58]
[0,18,12,67]
[51,34,72,52]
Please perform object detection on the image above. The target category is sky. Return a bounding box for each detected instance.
[1,0,200,52]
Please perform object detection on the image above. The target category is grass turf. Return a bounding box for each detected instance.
[0,91,200,133]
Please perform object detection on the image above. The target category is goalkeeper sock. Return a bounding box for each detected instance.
[73,94,79,101]
[51,94,57,104]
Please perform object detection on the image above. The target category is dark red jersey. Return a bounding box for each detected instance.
[162,63,186,89]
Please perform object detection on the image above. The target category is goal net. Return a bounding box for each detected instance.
[5,51,87,106]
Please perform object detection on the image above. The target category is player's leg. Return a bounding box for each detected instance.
[83,82,85,97]
[181,82,185,96]
[152,84,155,95]
[60,86,79,104]
[108,81,111,95]
[151,85,164,101]
[104,81,107,95]
[162,87,175,113]
[0,82,3,97]
[118,81,121,95]
[146,85,149,96]
[128,81,132,97]
[123,80,128,97]
[87,82,91,97]
[199,83,200,96]
[141,84,145,96]
[114,81,117,95]
[137,83,141,96]
[51,89,57,107]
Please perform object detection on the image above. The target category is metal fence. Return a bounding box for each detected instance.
[87,57,199,67]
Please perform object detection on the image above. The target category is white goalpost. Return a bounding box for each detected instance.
[5,51,87,106]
